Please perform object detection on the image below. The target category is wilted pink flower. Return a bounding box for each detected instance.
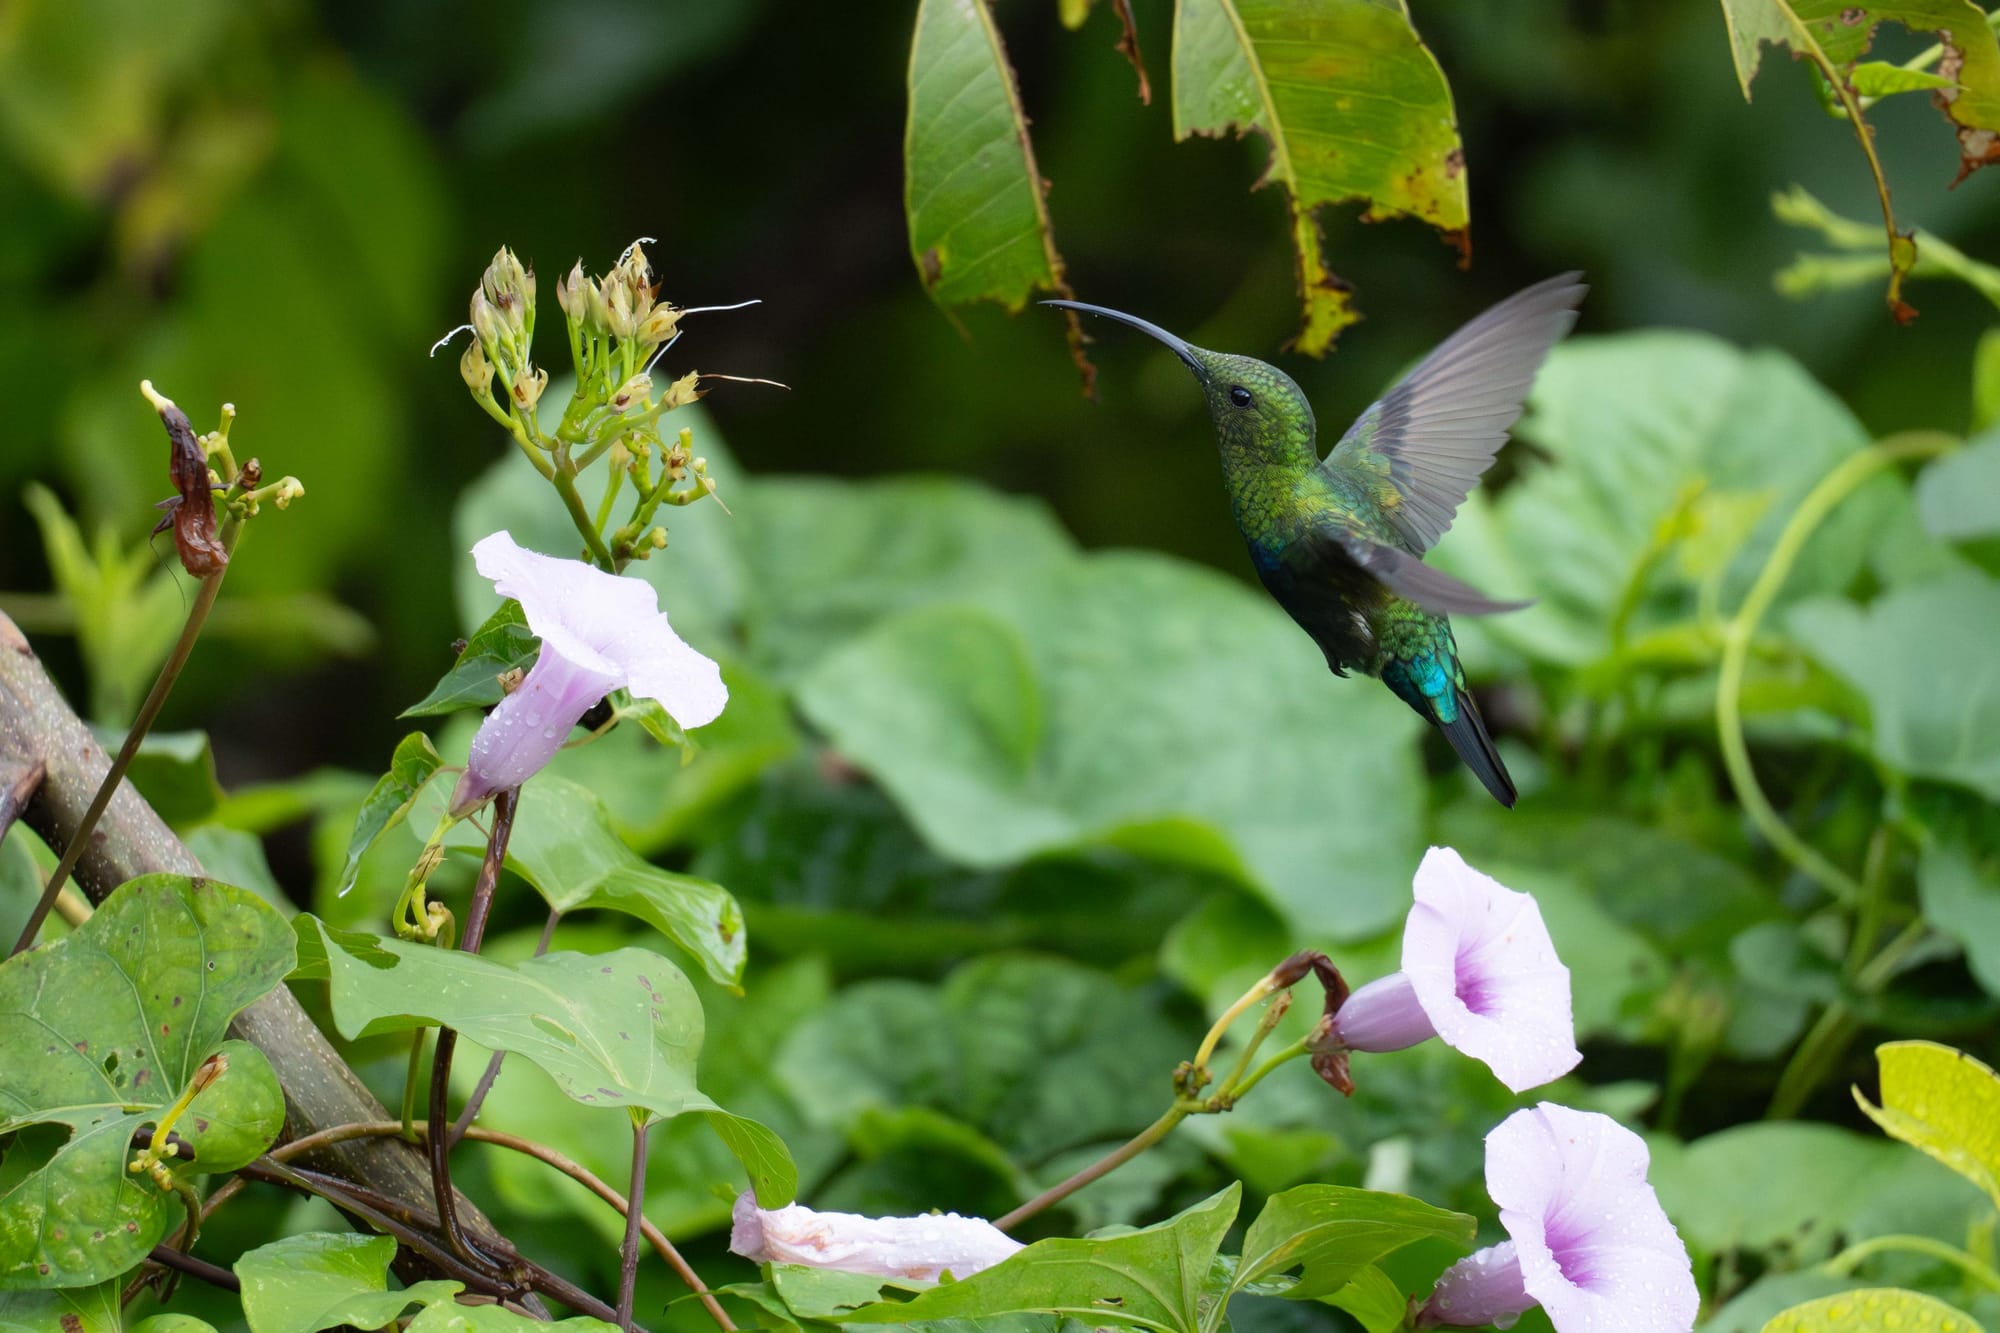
[448,531,725,815]
[1420,1103,1696,1332]
[729,1192,1022,1281]
[1318,847,1579,1093]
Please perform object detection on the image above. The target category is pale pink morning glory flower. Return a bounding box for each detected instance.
[1317,847,1580,1094]
[1420,1103,1697,1332]
[448,531,726,815]
[729,1191,1022,1281]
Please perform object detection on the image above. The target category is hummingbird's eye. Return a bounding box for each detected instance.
[1228,385,1254,408]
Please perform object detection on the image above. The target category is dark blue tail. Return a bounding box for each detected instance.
[1438,689,1516,807]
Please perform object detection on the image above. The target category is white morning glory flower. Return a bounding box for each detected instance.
[728,1191,1022,1281]
[448,531,726,815]
[1317,846,1580,1094]
[1420,1103,1697,1332]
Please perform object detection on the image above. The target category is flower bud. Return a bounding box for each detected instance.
[662,371,702,410]
[272,477,304,509]
[610,373,651,412]
[470,288,505,355]
[460,338,494,396]
[556,260,587,322]
[638,303,683,346]
[481,247,532,334]
[511,366,549,412]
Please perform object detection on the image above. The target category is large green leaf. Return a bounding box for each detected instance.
[292,916,794,1205]
[1788,574,2000,799]
[835,1183,1241,1332]
[1230,1185,1475,1300]
[1437,332,1882,673]
[335,732,444,898]
[0,875,294,1287]
[1918,835,2000,997]
[1855,1040,2000,1212]
[236,1233,461,1333]
[1916,431,2000,541]
[905,0,1079,331]
[435,775,747,988]
[1171,0,1466,354]
[402,599,535,718]
[0,1280,120,1333]
[796,553,1423,940]
[1761,1289,1986,1333]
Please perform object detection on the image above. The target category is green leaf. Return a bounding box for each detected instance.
[0,1280,120,1333]
[1850,60,1956,95]
[1171,0,1466,354]
[436,775,746,988]
[1437,332,1881,673]
[335,732,444,898]
[1788,574,2000,799]
[1918,836,2000,996]
[1975,331,2000,433]
[1761,1289,1986,1333]
[1856,1039,2000,1212]
[402,599,536,717]
[1231,1185,1476,1301]
[0,874,295,1287]
[904,0,1079,330]
[405,1307,617,1333]
[1916,432,2000,541]
[795,553,1424,940]
[1719,0,2000,185]
[836,1183,1242,1332]
[93,729,224,827]
[129,1316,221,1333]
[1324,1266,1410,1333]
[235,1232,461,1333]
[292,915,795,1204]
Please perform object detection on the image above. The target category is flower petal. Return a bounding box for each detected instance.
[1487,1104,1697,1333]
[1401,847,1580,1092]
[451,647,622,814]
[729,1192,1022,1281]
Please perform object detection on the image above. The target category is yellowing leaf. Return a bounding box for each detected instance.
[1854,1040,2000,1211]
[1762,1287,1986,1333]
[1171,0,1467,354]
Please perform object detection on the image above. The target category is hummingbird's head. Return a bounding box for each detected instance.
[1043,301,1316,463]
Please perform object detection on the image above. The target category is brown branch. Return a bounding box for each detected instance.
[0,610,522,1294]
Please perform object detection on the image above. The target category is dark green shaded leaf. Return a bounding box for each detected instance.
[0,875,294,1287]
[292,916,794,1204]
[402,599,535,717]
[335,732,444,899]
[1919,837,2000,996]
[1172,0,1466,354]
[1232,1185,1476,1300]
[0,1280,120,1333]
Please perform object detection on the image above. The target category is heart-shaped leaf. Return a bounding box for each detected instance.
[403,600,535,718]
[0,875,294,1287]
[1231,1185,1475,1300]
[1761,1288,1986,1333]
[1855,1039,2000,1212]
[236,1232,462,1333]
[335,732,445,897]
[292,916,793,1204]
[0,1280,120,1333]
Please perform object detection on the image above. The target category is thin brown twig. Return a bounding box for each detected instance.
[617,1117,651,1331]
[235,1120,734,1331]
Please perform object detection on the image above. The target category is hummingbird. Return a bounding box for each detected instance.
[1046,274,1584,807]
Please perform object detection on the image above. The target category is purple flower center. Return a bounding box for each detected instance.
[1543,1213,1607,1291]
[1454,947,1501,1016]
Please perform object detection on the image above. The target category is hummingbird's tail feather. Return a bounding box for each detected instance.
[1437,690,1517,808]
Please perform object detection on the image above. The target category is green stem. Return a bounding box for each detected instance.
[11,521,241,955]
[401,1029,426,1141]
[992,1106,1191,1232]
[617,1113,651,1332]
[1825,1233,2000,1292]
[1716,433,1955,907]
[553,465,618,571]
[1226,1037,1309,1102]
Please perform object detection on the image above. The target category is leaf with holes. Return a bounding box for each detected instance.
[1172,0,1467,353]
[0,875,294,1287]
[905,0,1089,382]
[291,915,794,1204]
[1855,1039,2000,1211]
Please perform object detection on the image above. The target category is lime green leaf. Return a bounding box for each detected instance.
[404,1308,617,1332]
[1856,1040,2000,1211]
[0,1280,120,1333]
[129,1316,221,1333]
[1916,432,2000,541]
[905,0,1084,370]
[436,775,746,988]
[334,732,444,898]
[1975,331,2000,432]
[0,875,294,1287]
[1788,574,2000,799]
[1171,0,1466,354]
[236,1232,461,1333]
[1232,1186,1476,1300]
[1761,1288,1986,1333]
[795,553,1423,940]
[1720,0,2000,184]
[1324,1266,1410,1333]
[402,599,535,718]
[1851,60,1956,95]
[836,1183,1241,1331]
[292,916,794,1204]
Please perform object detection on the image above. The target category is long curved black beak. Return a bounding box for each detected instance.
[1042,300,1204,377]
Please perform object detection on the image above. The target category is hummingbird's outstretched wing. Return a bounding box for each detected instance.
[1322,272,1585,554]
[1327,531,1534,617]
